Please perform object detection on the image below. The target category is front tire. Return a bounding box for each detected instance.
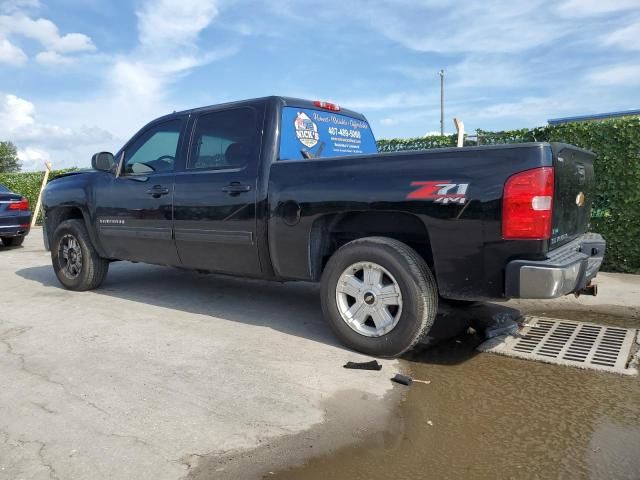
[51,219,109,291]
[320,237,438,357]
[1,236,25,247]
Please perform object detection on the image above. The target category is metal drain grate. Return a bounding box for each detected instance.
[479,316,638,375]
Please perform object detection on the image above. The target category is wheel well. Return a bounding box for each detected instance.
[310,211,434,281]
[45,206,85,245]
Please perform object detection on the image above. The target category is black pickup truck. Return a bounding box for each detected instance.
[42,96,605,357]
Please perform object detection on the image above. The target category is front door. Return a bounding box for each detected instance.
[94,117,185,265]
[173,106,263,275]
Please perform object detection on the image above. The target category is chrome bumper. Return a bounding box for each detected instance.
[505,233,606,299]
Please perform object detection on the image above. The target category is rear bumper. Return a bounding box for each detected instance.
[0,214,31,238]
[505,233,605,299]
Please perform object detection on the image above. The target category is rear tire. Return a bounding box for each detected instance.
[320,237,438,357]
[1,236,25,247]
[51,219,109,291]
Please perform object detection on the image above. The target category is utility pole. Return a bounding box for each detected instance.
[439,69,445,136]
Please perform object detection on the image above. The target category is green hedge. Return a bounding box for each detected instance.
[0,169,77,224]
[378,134,458,151]
[377,116,640,273]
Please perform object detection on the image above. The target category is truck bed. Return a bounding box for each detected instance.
[268,142,561,300]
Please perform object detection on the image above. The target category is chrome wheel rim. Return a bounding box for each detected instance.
[59,234,83,279]
[335,262,403,337]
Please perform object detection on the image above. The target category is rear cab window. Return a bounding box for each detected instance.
[279,106,377,160]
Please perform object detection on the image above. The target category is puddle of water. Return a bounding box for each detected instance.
[272,329,640,480]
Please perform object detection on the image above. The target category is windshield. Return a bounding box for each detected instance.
[279,107,377,160]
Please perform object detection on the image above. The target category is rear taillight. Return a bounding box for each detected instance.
[8,198,30,211]
[502,167,554,240]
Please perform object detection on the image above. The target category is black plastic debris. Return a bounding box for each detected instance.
[484,316,520,339]
[343,360,382,371]
[391,373,413,386]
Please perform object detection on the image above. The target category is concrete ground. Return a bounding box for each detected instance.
[507,271,640,319]
[2,229,639,479]
[0,229,398,480]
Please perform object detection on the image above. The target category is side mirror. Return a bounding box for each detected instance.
[91,152,116,172]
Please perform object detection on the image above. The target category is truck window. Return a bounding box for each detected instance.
[188,108,258,170]
[279,107,377,160]
[123,119,182,175]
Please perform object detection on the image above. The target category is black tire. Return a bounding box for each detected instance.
[320,237,438,358]
[1,236,25,247]
[51,219,109,291]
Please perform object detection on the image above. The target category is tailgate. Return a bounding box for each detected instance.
[550,143,595,249]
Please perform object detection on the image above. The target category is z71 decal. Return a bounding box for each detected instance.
[407,181,469,204]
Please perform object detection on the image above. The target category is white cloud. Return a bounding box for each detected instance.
[51,32,95,54]
[586,65,640,86]
[0,0,40,14]
[602,21,640,51]
[1,0,234,170]
[136,0,219,48]
[345,92,437,111]
[0,9,95,68]
[0,94,34,130]
[390,57,531,89]
[108,48,234,105]
[94,0,233,137]
[268,0,569,54]
[0,93,113,159]
[556,0,639,16]
[370,1,566,53]
[17,147,50,171]
[473,97,552,120]
[380,117,398,126]
[0,37,26,65]
[0,14,95,54]
[425,131,450,136]
[35,50,73,65]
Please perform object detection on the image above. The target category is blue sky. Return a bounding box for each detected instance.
[0,0,639,170]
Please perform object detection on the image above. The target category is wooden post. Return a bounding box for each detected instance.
[453,117,464,148]
[31,161,52,227]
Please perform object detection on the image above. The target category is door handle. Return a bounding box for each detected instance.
[146,185,170,198]
[222,183,252,196]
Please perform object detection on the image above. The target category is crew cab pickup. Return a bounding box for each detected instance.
[42,96,605,357]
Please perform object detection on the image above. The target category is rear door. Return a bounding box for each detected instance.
[173,105,264,275]
[550,143,596,248]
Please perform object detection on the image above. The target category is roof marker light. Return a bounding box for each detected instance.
[313,101,340,112]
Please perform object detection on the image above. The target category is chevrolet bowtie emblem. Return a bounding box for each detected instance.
[576,192,585,207]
